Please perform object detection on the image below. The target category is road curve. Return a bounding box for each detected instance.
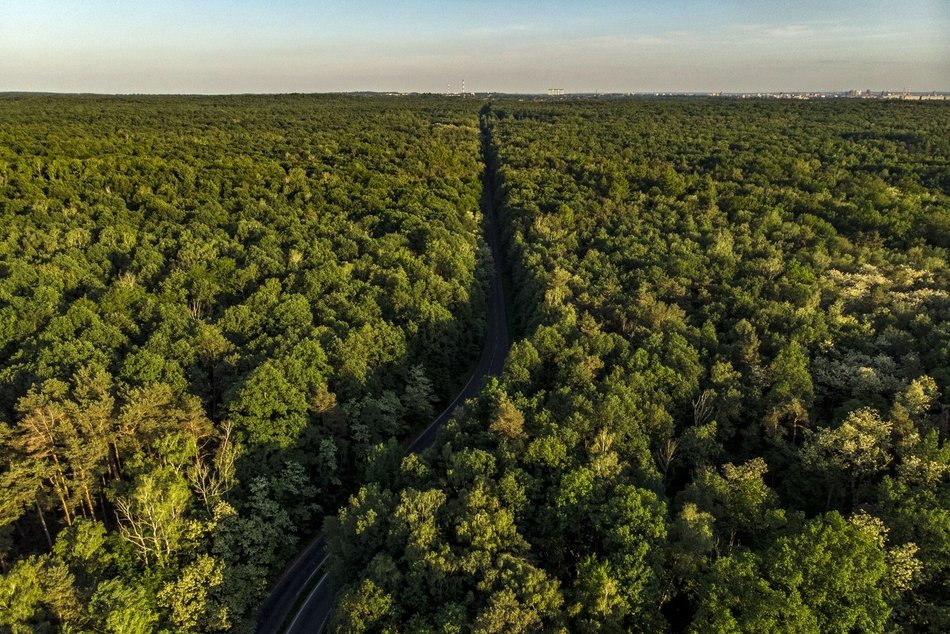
[256,119,510,634]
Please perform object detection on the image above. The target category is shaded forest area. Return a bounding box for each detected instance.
[0,95,487,632]
[327,99,950,632]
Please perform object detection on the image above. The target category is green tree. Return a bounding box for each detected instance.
[89,578,159,634]
[680,458,783,549]
[158,554,230,632]
[227,361,309,448]
[114,466,193,567]
[802,408,893,508]
[330,578,395,633]
[764,342,813,441]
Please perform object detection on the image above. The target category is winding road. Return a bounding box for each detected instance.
[256,120,509,633]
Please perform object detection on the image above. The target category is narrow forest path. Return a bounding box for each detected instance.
[256,108,510,634]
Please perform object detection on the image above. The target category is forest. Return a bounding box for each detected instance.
[327,99,950,632]
[1,95,948,633]
[0,95,487,632]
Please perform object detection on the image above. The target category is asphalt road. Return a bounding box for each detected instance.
[256,125,510,634]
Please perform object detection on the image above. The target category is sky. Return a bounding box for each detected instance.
[1,0,948,94]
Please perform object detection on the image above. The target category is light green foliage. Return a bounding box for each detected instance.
[52,519,111,577]
[488,391,526,440]
[89,578,160,634]
[876,464,950,629]
[114,465,193,566]
[891,375,941,437]
[770,513,893,632]
[679,420,722,470]
[228,360,309,448]
[326,484,396,582]
[694,513,896,633]
[802,407,893,506]
[472,587,546,633]
[0,557,51,632]
[330,579,395,633]
[157,554,230,632]
[690,551,814,633]
[680,458,784,548]
[669,502,717,585]
[571,556,627,627]
[0,555,83,633]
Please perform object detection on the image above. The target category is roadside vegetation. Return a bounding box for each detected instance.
[0,94,486,632]
[328,98,950,632]
[2,95,947,633]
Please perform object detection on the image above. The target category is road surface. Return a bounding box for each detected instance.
[257,121,510,634]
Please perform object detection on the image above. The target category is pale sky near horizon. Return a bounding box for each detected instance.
[1,1,948,94]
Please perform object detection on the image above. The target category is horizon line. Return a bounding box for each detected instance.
[2,89,949,97]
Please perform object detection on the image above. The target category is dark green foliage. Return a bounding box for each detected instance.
[329,99,949,632]
[3,94,948,632]
[693,512,899,633]
[0,94,486,631]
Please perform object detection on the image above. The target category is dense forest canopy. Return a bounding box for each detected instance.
[1,94,948,633]
[0,94,487,632]
[327,98,950,632]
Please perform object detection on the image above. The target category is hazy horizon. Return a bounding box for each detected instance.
[2,1,948,94]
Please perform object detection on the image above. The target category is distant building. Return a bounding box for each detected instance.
[548,88,564,96]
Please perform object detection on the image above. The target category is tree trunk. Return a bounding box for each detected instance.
[53,482,72,526]
[35,502,53,549]
[112,441,123,479]
[81,477,97,521]
[99,477,111,528]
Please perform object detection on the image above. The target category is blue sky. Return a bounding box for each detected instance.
[2,1,947,93]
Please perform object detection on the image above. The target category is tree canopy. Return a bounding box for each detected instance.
[0,94,487,632]
[328,98,950,632]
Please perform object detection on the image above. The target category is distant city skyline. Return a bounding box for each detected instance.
[2,1,948,94]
